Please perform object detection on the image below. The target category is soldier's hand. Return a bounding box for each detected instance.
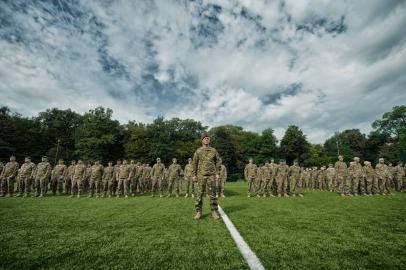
[215,174,219,180]
[193,176,197,182]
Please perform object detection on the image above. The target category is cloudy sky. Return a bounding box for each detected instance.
[1,0,405,143]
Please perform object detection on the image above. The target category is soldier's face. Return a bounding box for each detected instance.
[380,160,384,164]
[202,137,210,145]
[108,162,112,166]
[59,160,64,165]
[117,161,121,165]
[157,159,161,164]
[172,159,176,164]
[42,158,46,162]
[78,160,83,164]
[10,156,15,161]
[339,156,343,161]
[249,160,253,164]
[123,160,127,165]
[25,158,29,163]
[188,160,192,164]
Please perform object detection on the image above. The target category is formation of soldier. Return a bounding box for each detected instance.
[0,154,228,200]
[244,155,405,197]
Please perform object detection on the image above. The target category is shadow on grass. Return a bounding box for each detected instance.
[220,204,247,215]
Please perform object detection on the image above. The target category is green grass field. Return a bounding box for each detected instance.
[1,182,405,270]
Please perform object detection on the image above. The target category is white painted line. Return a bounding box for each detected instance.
[218,205,266,270]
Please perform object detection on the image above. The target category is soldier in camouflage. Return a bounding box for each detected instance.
[117,159,131,198]
[184,158,195,198]
[89,160,104,198]
[66,160,76,194]
[363,161,376,196]
[51,159,67,196]
[326,164,335,192]
[349,157,365,196]
[393,161,405,192]
[16,157,35,197]
[70,160,87,198]
[275,160,289,197]
[0,155,19,197]
[167,158,182,197]
[375,158,391,195]
[192,133,221,220]
[217,158,227,198]
[150,158,165,197]
[244,159,257,198]
[334,155,348,196]
[102,161,114,198]
[288,160,301,196]
[34,156,52,198]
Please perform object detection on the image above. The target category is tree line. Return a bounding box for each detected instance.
[0,105,405,181]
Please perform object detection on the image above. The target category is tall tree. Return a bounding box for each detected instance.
[279,125,310,164]
[257,128,278,163]
[324,129,367,161]
[74,107,122,163]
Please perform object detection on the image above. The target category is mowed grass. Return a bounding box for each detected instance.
[221,182,406,270]
[1,182,405,270]
[0,192,246,270]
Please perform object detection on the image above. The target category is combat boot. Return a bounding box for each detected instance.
[221,194,225,198]
[298,194,304,197]
[191,194,195,198]
[184,194,189,198]
[212,211,220,220]
[194,211,202,220]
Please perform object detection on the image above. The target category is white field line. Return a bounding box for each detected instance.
[218,206,266,270]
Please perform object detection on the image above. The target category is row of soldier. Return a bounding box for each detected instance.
[244,156,405,197]
[0,156,228,198]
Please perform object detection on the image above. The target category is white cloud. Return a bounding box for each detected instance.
[0,0,405,143]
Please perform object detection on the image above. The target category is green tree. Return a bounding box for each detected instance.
[74,107,122,163]
[257,128,278,163]
[324,129,367,162]
[279,125,310,164]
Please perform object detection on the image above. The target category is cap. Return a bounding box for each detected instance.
[201,132,209,140]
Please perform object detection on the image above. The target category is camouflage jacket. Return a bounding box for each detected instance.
[192,146,221,177]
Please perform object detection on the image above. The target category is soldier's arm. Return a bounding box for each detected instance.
[12,163,20,178]
[224,166,227,181]
[244,166,248,180]
[192,151,199,177]
[215,151,221,176]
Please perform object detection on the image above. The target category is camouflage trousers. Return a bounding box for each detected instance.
[131,177,142,194]
[217,177,226,196]
[378,177,390,195]
[102,179,116,196]
[394,176,403,192]
[246,177,255,195]
[117,178,130,196]
[1,176,16,196]
[17,176,32,195]
[151,177,162,195]
[365,177,375,195]
[51,177,64,195]
[89,178,103,196]
[289,177,299,195]
[276,176,288,195]
[35,177,49,196]
[195,175,218,212]
[259,178,272,196]
[65,177,72,194]
[184,176,195,195]
[167,177,180,195]
[337,176,350,195]
[71,179,82,195]
[352,176,365,195]
[326,177,333,191]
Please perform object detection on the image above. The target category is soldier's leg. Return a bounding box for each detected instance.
[290,178,297,196]
[167,178,173,196]
[71,180,76,196]
[385,178,392,194]
[220,178,225,196]
[124,179,130,197]
[283,178,288,196]
[378,178,386,195]
[359,177,366,195]
[296,178,303,196]
[24,177,31,196]
[185,177,190,195]
[175,178,180,196]
[208,176,218,212]
[195,176,207,213]
[352,177,359,195]
[247,179,252,196]
[276,178,283,196]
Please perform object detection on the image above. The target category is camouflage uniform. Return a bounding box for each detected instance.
[317,167,326,191]
[117,162,131,197]
[150,162,165,196]
[376,162,391,195]
[394,163,405,192]
[335,160,348,195]
[275,162,289,196]
[66,162,76,194]
[89,163,104,197]
[16,161,35,196]
[142,165,152,192]
[0,159,19,196]
[167,162,182,196]
[326,165,335,191]
[244,163,257,197]
[312,168,319,190]
[288,163,301,196]
[34,160,52,197]
[71,162,87,197]
[363,162,376,195]
[259,164,273,197]
[184,162,195,197]
[102,164,114,197]
[349,160,365,195]
[192,145,221,213]
[51,163,67,195]
[217,164,227,197]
